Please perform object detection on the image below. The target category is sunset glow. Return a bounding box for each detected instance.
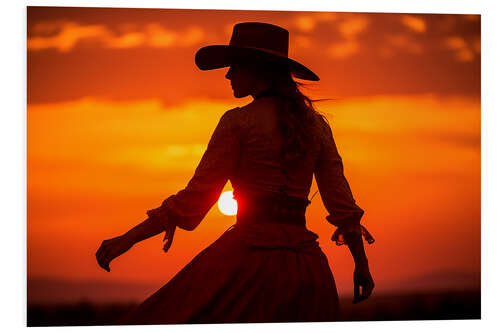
[27,7,480,304]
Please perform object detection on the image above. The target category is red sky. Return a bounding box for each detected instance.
[27,7,480,303]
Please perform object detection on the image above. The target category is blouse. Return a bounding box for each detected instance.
[146,98,374,252]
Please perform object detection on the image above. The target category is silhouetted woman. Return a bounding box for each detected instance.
[96,22,375,324]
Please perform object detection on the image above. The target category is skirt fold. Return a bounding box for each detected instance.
[119,222,339,324]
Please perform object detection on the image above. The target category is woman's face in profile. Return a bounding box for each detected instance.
[225,61,258,98]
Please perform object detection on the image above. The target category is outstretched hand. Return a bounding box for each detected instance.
[353,263,374,304]
[95,235,134,272]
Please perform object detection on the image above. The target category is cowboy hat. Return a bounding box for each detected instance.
[195,22,319,81]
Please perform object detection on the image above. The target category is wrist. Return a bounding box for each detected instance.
[121,231,137,247]
[354,256,369,267]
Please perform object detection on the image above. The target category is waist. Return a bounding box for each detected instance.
[233,189,310,226]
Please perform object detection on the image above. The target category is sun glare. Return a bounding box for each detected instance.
[218,191,238,216]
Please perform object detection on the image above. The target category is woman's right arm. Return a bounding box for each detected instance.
[313,118,374,303]
[313,119,373,245]
[344,230,375,303]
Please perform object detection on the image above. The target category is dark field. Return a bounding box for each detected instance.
[27,289,480,326]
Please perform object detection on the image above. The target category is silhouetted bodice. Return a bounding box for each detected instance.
[147,97,372,246]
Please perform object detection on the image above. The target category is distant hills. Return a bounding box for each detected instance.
[27,269,480,305]
[28,278,160,305]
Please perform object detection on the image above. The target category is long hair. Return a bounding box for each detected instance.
[253,59,329,163]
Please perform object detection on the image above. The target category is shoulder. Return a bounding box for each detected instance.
[223,106,241,116]
[216,107,245,132]
[220,106,241,119]
[310,112,334,139]
[219,99,267,127]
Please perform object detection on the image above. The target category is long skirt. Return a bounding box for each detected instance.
[118,220,340,324]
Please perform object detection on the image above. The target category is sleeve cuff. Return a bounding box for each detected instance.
[146,195,177,253]
[325,210,374,246]
[331,224,375,246]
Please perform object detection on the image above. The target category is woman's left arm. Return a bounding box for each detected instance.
[96,108,242,271]
[96,217,165,272]
[147,107,242,231]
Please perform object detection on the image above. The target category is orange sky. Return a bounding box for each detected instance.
[27,7,480,303]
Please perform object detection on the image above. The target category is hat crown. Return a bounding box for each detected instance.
[194,22,319,81]
[229,22,289,57]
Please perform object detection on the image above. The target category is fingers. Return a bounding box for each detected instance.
[96,250,110,271]
[354,289,370,303]
[162,225,176,253]
[353,281,375,304]
[95,239,110,260]
[98,259,110,272]
[95,241,111,272]
[362,280,374,299]
[99,250,111,272]
[95,243,104,260]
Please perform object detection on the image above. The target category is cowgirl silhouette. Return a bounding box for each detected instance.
[96,22,374,324]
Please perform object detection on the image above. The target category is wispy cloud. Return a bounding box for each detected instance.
[294,12,337,32]
[295,16,316,32]
[445,36,477,62]
[338,16,369,39]
[28,95,480,184]
[384,34,423,55]
[28,97,236,166]
[28,21,206,52]
[319,95,480,182]
[326,15,369,59]
[327,40,359,59]
[28,22,109,52]
[292,35,312,49]
[400,15,427,33]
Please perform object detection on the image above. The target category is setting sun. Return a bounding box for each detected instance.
[218,190,238,216]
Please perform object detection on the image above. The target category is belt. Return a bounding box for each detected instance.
[233,190,310,226]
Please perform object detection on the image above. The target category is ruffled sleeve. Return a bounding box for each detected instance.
[147,107,243,252]
[313,118,374,246]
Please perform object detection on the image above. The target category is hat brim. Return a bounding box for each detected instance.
[195,45,319,81]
